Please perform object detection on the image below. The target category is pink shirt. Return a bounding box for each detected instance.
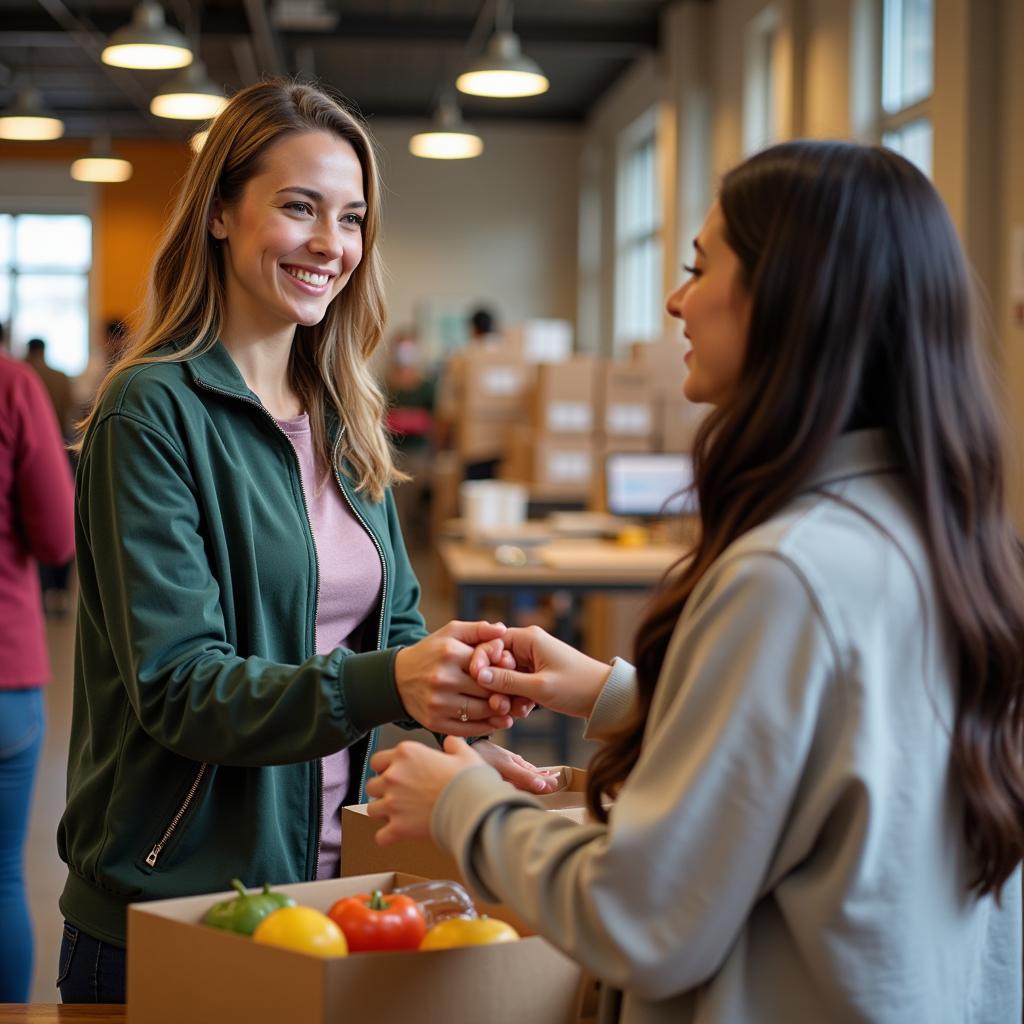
[275,413,382,878]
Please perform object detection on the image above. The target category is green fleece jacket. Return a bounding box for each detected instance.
[57,341,428,946]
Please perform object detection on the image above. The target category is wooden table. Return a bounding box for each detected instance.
[437,536,684,621]
[0,1009,123,1023]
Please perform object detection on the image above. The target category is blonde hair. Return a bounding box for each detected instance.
[76,79,400,500]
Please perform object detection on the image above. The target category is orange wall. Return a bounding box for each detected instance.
[0,139,192,326]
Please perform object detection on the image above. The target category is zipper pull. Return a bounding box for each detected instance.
[146,846,161,867]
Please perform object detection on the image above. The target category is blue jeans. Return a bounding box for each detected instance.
[0,687,44,1002]
[57,922,126,1004]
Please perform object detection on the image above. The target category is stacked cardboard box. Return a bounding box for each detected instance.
[598,362,656,449]
[505,318,574,364]
[495,357,600,501]
[453,345,534,462]
[630,337,709,452]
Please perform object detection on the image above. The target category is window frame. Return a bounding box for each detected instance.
[613,107,663,351]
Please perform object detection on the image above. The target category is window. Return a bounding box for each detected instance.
[0,212,92,375]
[879,0,933,176]
[614,111,662,349]
[743,6,779,157]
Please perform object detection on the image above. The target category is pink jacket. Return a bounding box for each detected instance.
[0,353,75,687]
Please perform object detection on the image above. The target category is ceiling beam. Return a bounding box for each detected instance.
[0,13,658,54]
[30,0,175,136]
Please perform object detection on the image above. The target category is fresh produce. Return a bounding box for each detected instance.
[327,889,427,952]
[419,915,520,950]
[252,905,348,957]
[200,879,296,936]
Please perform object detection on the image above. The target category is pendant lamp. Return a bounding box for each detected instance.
[0,89,65,141]
[150,62,227,120]
[102,1,193,70]
[409,98,483,160]
[71,137,133,183]
[456,1,548,99]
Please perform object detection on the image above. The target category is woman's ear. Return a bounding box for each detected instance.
[208,198,228,241]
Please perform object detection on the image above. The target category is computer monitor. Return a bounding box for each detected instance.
[604,451,698,518]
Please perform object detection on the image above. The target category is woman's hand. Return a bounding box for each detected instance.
[470,625,613,721]
[366,737,482,845]
[472,739,562,794]
[393,621,516,735]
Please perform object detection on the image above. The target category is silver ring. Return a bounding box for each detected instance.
[458,703,469,723]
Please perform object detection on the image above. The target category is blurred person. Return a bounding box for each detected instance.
[367,141,1024,1023]
[24,338,74,438]
[71,318,127,418]
[384,326,436,548]
[56,79,552,1004]
[0,346,75,1001]
[435,305,504,479]
[24,338,76,615]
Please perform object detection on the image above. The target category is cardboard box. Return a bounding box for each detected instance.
[657,394,710,452]
[532,357,598,436]
[456,413,514,462]
[598,363,655,441]
[341,767,593,934]
[499,429,597,500]
[532,436,597,499]
[461,346,532,416]
[128,871,584,1024]
[505,319,574,364]
[629,337,688,395]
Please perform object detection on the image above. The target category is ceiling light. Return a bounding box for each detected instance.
[102,1,193,70]
[71,139,133,183]
[190,129,209,153]
[409,99,483,160]
[0,89,65,141]
[456,0,549,102]
[150,62,227,120]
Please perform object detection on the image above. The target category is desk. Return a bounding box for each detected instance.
[0,1009,123,1023]
[437,537,683,762]
[437,537,683,621]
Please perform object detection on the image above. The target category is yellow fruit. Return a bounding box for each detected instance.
[252,905,348,958]
[419,916,520,950]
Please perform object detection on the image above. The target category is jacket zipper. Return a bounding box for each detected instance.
[330,430,389,802]
[146,763,208,867]
[193,378,326,877]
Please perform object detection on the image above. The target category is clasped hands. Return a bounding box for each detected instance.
[373,624,613,845]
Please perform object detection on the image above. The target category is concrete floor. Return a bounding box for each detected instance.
[24,535,596,1002]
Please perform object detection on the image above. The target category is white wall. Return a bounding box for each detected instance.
[369,121,581,351]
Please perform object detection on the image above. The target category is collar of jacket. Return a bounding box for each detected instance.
[175,338,344,443]
[805,429,899,490]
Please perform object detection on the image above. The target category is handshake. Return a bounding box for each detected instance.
[392,621,614,739]
[369,621,615,844]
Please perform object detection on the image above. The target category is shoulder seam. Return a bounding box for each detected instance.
[89,408,189,467]
[706,546,844,678]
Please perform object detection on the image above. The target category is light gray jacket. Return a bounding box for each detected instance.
[433,431,1021,1023]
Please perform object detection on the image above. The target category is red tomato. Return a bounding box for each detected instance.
[327,890,427,952]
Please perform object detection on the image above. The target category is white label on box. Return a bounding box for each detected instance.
[522,319,573,363]
[607,403,652,435]
[547,451,591,482]
[482,367,522,395]
[546,401,592,432]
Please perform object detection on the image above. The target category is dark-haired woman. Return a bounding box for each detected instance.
[365,140,1024,1023]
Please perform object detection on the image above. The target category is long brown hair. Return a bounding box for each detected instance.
[74,79,398,500]
[587,140,1024,898]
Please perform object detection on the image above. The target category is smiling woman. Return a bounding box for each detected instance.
[55,79,553,1004]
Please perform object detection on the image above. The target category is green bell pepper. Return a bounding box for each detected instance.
[200,879,296,936]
